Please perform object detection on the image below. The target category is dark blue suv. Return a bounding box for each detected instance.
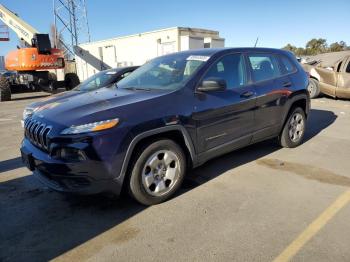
[21,48,310,205]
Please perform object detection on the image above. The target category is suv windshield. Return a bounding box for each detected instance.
[117,53,207,91]
[74,70,118,91]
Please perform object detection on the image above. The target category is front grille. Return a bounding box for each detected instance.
[24,118,52,151]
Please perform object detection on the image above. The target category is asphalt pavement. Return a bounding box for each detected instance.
[0,92,349,262]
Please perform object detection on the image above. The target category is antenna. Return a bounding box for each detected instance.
[53,0,91,58]
[254,37,259,48]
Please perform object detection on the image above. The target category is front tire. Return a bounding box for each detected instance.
[279,107,306,148]
[129,139,186,206]
[308,78,320,99]
[0,77,11,102]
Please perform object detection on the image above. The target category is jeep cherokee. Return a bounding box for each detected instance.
[21,48,310,205]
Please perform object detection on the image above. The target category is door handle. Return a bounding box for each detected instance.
[240,91,254,98]
[282,82,292,88]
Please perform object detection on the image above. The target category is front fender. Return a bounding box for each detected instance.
[115,125,197,190]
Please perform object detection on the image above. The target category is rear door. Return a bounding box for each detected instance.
[193,53,256,153]
[247,53,292,141]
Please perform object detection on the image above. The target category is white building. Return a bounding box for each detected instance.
[75,27,225,80]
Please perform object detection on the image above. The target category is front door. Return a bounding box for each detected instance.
[193,53,256,154]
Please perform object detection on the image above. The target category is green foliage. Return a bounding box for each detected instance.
[282,39,349,56]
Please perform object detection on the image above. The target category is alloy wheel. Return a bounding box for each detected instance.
[288,112,305,142]
[141,150,180,197]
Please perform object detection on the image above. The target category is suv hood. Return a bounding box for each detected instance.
[31,87,171,127]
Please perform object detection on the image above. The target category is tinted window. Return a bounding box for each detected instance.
[202,54,246,89]
[74,70,118,91]
[120,71,132,79]
[248,54,281,82]
[337,62,343,72]
[117,53,207,91]
[280,55,296,73]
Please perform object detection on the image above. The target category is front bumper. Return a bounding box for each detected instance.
[20,137,125,195]
[32,169,119,195]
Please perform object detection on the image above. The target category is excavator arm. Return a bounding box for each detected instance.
[0,4,38,46]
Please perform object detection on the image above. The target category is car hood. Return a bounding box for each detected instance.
[28,91,82,109]
[31,87,172,128]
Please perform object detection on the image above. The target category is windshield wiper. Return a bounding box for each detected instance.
[122,86,152,91]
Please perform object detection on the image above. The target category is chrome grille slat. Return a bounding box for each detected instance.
[24,118,52,152]
[26,121,34,138]
[29,121,37,141]
[32,123,40,144]
[36,124,44,145]
[39,124,47,146]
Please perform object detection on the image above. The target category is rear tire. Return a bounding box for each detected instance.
[279,107,306,148]
[128,139,186,206]
[64,73,80,90]
[308,78,320,99]
[0,77,11,102]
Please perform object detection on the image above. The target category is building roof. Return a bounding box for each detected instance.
[79,27,221,47]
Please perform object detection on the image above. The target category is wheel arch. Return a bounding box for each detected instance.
[309,75,319,82]
[118,125,197,190]
[281,92,310,132]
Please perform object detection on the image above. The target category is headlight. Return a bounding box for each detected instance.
[61,118,119,135]
[23,107,34,121]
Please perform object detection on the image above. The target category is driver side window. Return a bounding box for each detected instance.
[203,54,246,89]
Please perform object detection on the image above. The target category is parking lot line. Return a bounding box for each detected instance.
[273,189,350,262]
[0,169,29,183]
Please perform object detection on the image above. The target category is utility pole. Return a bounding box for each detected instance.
[53,0,91,59]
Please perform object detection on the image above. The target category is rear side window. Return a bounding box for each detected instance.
[203,53,247,89]
[337,62,343,72]
[248,54,281,82]
[346,61,350,73]
[280,55,296,74]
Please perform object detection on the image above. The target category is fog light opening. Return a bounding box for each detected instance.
[60,147,86,161]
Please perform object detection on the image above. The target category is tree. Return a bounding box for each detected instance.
[305,38,327,55]
[282,38,349,55]
[282,43,297,53]
[295,47,306,56]
[329,41,347,52]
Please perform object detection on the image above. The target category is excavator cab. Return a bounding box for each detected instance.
[32,34,52,55]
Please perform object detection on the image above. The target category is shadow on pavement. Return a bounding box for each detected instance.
[304,108,337,141]
[0,109,337,261]
[0,157,24,173]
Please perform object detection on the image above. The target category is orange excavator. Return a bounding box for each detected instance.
[0,4,79,101]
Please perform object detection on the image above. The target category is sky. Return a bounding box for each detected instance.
[0,0,349,56]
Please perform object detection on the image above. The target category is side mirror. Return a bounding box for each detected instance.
[197,78,227,92]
